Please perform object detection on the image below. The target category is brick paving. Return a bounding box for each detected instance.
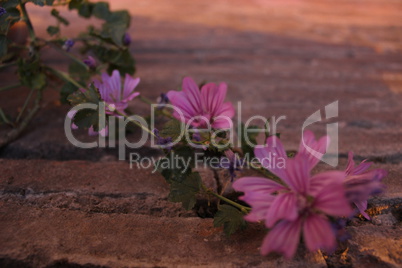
[0,1,401,267]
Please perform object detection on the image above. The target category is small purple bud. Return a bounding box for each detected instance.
[83,56,96,69]
[123,33,131,46]
[153,128,173,151]
[0,7,7,17]
[159,93,169,103]
[193,132,201,142]
[219,150,243,181]
[156,93,169,109]
[63,39,75,52]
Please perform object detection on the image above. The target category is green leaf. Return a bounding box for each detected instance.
[214,205,247,236]
[168,172,201,210]
[100,10,130,46]
[68,0,84,10]
[100,24,125,47]
[67,83,100,106]
[156,146,194,183]
[1,0,19,9]
[91,45,135,75]
[67,90,87,106]
[46,26,59,36]
[160,119,183,141]
[0,35,8,58]
[240,123,259,158]
[78,3,94,18]
[29,0,45,6]
[85,84,101,103]
[17,57,46,90]
[31,73,47,90]
[28,0,54,6]
[92,2,111,20]
[51,9,69,26]
[0,3,20,36]
[60,82,78,104]
[68,61,90,82]
[107,10,130,27]
[73,108,98,129]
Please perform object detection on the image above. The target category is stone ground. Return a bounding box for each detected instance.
[1,0,402,267]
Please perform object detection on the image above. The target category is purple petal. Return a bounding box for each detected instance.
[344,169,386,203]
[166,90,197,122]
[217,102,235,118]
[123,75,140,100]
[265,192,298,228]
[352,160,373,175]
[345,151,373,175]
[260,218,302,259]
[94,79,108,101]
[201,82,227,116]
[124,92,140,102]
[309,170,345,196]
[254,135,289,182]
[109,102,128,114]
[233,177,286,222]
[88,126,97,136]
[67,110,76,119]
[283,156,310,194]
[298,130,330,170]
[110,70,122,101]
[211,102,235,129]
[345,151,355,175]
[67,110,79,129]
[354,200,370,220]
[83,56,96,68]
[312,171,353,217]
[101,70,121,102]
[182,77,202,114]
[233,177,286,194]
[241,192,275,222]
[303,213,336,253]
[211,116,233,129]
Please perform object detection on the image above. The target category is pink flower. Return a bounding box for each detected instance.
[233,131,352,258]
[166,77,235,129]
[344,152,387,220]
[94,70,140,115]
[67,70,139,136]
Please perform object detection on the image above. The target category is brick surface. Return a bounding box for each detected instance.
[1,0,402,267]
[0,204,327,268]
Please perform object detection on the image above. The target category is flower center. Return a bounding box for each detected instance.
[296,194,314,213]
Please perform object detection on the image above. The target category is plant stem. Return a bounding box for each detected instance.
[202,184,251,213]
[115,110,156,138]
[46,67,85,89]
[0,83,21,92]
[0,90,42,149]
[20,1,36,41]
[244,159,284,184]
[138,95,175,119]
[139,95,154,105]
[16,88,35,123]
[45,40,89,71]
[0,62,18,71]
[0,108,12,126]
